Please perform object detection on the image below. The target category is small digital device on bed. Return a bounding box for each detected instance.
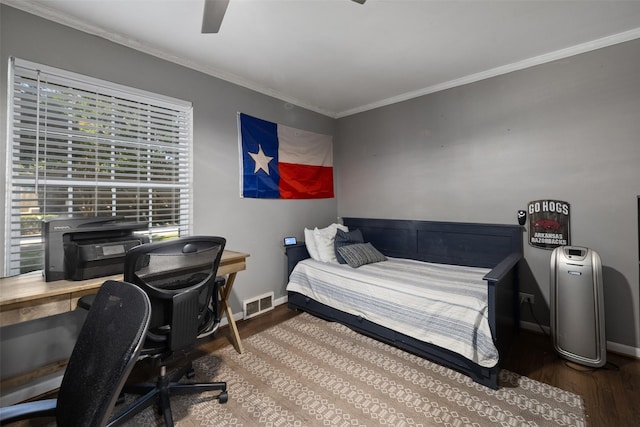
[283,237,297,246]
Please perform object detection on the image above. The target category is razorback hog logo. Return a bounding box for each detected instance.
[533,219,561,231]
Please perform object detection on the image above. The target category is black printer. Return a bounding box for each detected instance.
[43,216,149,282]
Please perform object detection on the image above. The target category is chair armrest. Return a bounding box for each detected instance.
[196,276,226,339]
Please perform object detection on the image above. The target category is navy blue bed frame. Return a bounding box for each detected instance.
[286,217,523,389]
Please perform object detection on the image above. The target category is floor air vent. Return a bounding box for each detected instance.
[243,292,274,319]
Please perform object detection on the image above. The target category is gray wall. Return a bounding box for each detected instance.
[2,5,639,354]
[0,5,337,312]
[336,39,640,351]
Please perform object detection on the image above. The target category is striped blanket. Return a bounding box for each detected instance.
[286,257,499,367]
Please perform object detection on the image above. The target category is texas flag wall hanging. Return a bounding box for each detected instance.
[238,113,334,199]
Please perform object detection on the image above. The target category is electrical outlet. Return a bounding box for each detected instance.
[520,292,535,305]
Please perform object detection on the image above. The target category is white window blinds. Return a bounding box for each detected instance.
[5,58,193,276]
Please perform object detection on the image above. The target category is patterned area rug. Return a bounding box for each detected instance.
[123,312,586,426]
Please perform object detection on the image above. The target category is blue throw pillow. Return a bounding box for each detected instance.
[334,229,364,264]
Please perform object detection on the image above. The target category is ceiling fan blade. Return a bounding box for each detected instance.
[202,0,229,34]
[351,0,366,4]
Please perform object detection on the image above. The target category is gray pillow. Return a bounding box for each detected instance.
[334,228,364,264]
[337,242,387,268]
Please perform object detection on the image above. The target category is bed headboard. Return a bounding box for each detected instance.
[342,217,523,268]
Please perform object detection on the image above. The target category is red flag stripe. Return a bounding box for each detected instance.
[279,163,334,199]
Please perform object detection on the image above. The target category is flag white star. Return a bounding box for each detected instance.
[248,144,273,175]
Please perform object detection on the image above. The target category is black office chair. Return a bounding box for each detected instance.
[0,280,151,426]
[110,236,228,427]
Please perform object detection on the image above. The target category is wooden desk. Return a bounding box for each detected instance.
[0,250,249,353]
[215,250,250,354]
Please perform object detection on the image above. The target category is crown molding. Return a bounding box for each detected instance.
[5,0,639,119]
[335,27,640,118]
[1,0,336,117]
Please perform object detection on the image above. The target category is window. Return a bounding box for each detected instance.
[5,58,193,276]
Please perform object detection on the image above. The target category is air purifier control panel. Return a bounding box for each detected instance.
[562,246,588,261]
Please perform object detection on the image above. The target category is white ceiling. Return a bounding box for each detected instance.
[5,0,640,118]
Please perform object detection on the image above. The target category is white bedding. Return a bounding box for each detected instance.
[286,257,499,368]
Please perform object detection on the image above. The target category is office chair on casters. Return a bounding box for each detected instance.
[0,280,152,427]
[110,236,228,427]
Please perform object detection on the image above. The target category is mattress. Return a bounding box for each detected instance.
[286,257,499,367]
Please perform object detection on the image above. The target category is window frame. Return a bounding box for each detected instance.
[4,57,194,277]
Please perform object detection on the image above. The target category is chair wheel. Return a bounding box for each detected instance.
[218,391,228,404]
[186,368,196,379]
[116,393,126,405]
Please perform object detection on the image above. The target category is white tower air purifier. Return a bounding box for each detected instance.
[550,246,606,368]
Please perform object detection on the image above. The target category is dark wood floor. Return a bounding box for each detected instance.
[504,324,640,426]
[203,304,640,427]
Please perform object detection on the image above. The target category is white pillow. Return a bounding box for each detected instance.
[304,228,321,261]
[314,223,348,263]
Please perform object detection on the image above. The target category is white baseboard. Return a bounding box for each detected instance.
[231,301,640,359]
[274,295,288,307]
[273,299,640,358]
[520,319,550,335]
[222,295,289,327]
[606,341,640,358]
[230,298,640,359]
[273,298,640,359]
[520,320,640,359]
